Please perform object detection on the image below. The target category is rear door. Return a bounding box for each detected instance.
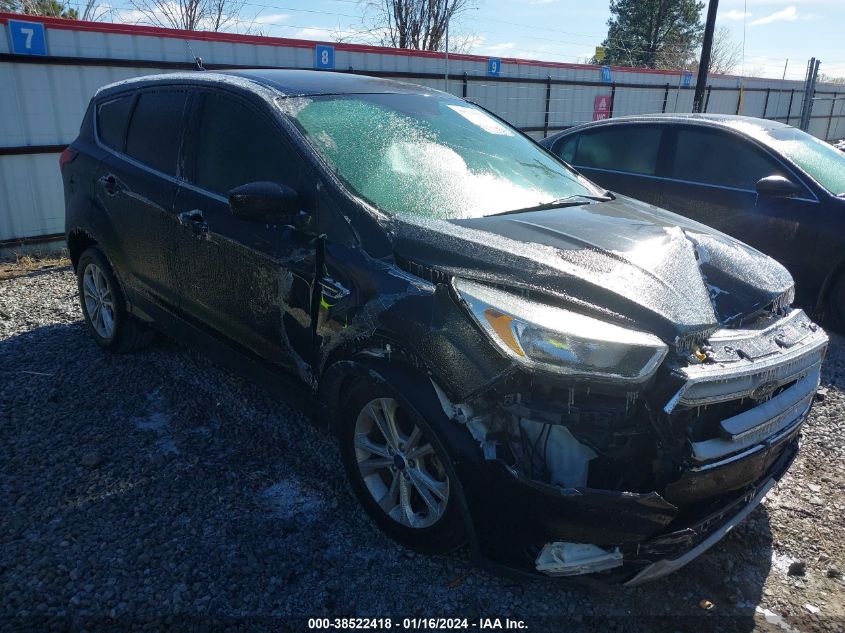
[95,88,189,308]
[172,88,318,374]
[661,126,819,282]
[551,124,667,207]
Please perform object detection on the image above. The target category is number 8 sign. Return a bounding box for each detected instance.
[315,45,335,70]
[8,20,48,56]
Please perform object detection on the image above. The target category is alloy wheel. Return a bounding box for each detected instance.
[82,262,115,339]
[353,397,450,529]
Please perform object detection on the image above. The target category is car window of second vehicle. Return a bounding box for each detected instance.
[192,92,293,195]
[671,128,785,191]
[570,125,663,175]
[759,126,845,196]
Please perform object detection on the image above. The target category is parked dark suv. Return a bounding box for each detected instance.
[62,71,828,585]
[541,114,845,325]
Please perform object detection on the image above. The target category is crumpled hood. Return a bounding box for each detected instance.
[390,195,794,345]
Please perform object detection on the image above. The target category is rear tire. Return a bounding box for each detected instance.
[339,379,466,555]
[77,247,154,353]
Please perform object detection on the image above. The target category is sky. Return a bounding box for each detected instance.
[90,0,845,80]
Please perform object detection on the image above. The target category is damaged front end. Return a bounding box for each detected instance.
[437,285,827,583]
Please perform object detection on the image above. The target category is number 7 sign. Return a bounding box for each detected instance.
[8,20,48,56]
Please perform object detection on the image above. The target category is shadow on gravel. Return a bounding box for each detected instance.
[0,322,780,632]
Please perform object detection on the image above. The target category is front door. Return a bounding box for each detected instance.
[172,89,317,376]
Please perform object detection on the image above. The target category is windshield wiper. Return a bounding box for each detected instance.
[493,193,614,217]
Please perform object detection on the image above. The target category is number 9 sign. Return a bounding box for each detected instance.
[8,19,48,56]
[315,45,335,70]
[487,58,501,77]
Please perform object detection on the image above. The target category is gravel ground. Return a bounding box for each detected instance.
[1,264,843,632]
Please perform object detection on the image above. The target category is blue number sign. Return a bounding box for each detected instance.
[8,20,47,56]
[487,58,501,77]
[315,44,335,70]
[683,71,693,87]
[601,65,612,83]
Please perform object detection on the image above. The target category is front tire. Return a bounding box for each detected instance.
[339,380,466,554]
[77,247,153,353]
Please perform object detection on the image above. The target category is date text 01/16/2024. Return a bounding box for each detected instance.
[307,618,528,629]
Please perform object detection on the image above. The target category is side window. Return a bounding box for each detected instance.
[672,128,785,190]
[554,135,578,164]
[126,90,189,176]
[573,125,662,175]
[191,92,292,195]
[96,95,134,152]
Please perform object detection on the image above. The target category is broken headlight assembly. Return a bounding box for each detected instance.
[453,278,668,384]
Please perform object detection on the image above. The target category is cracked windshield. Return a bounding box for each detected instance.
[288,93,601,219]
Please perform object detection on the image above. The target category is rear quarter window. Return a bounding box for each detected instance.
[125,90,189,176]
[96,95,134,152]
[573,125,663,175]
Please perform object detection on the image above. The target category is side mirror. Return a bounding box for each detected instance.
[756,175,801,199]
[228,181,305,223]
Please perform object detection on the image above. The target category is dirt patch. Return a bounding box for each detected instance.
[0,254,71,281]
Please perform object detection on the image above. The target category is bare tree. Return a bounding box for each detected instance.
[365,0,474,51]
[660,25,741,74]
[706,26,741,75]
[80,0,113,21]
[128,0,245,31]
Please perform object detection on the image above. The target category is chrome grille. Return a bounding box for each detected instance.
[666,309,828,466]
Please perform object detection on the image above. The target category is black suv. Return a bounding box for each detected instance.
[62,70,828,585]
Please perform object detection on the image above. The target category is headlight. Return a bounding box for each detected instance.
[453,278,668,384]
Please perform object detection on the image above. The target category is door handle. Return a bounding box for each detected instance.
[99,174,120,196]
[177,209,209,237]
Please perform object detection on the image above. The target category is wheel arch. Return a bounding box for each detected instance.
[815,252,845,314]
[318,353,484,555]
[66,228,98,272]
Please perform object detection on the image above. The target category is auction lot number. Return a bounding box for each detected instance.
[308,618,526,630]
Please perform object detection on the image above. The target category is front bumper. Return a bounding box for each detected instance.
[624,477,776,586]
[459,310,825,583]
[464,427,799,582]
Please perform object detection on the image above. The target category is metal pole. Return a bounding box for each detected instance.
[661,83,670,113]
[801,58,820,131]
[609,83,616,118]
[543,76,552,137]
[800,58,819,131]
[826,93,837,140]
[673,72,683,112]
[786,89,795,125]
[693,0,719,112]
